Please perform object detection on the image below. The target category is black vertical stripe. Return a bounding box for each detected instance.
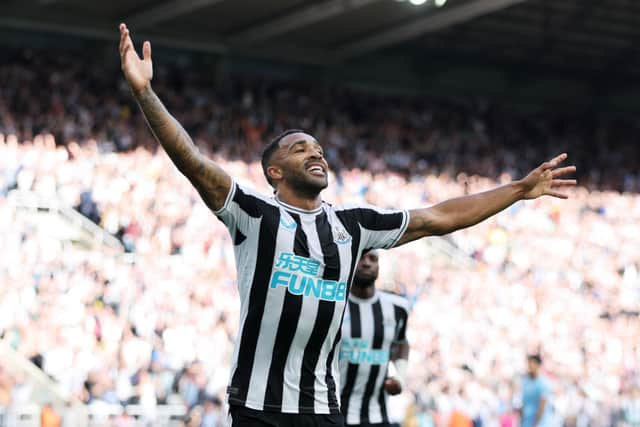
[324,332,341,414]
[229,204,280,405]
[394,304,408,341]
[340,301,361,418]
[349,301,362,339]
[334,210,363,417]
[371,301,384,349]
[263,213,308,409]
[298,211,341,411]
[360,300,384,423]
[318,212,344,413]
[377,378,388,423]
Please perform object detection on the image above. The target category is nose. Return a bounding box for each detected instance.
[309,150,322,160]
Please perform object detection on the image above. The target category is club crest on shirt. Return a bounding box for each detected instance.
[333,226,352,244]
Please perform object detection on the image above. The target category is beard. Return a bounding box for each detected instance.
[352,274,375,289]
[284,169,328,198]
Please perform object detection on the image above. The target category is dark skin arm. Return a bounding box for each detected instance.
[395,154,576,246]
[384,341,409,395]
[118,23,231,211]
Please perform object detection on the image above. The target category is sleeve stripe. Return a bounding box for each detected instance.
[212,180,237,216]
[387,210,409,249]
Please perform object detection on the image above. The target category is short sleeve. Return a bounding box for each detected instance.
[335,204,409,250]
[213,180,271,236]
[213,180,239,228]
[539,378,551,398]
[395,305,409,342]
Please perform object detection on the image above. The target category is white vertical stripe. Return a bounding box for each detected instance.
[280,214,324,412]
[313,303,343,414]
[338,303,351,392]
[245,209,295,409]
[227,214,261,395]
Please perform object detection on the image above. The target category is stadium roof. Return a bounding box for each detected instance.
[2,0,640,109]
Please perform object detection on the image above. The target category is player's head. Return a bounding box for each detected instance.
[353,250,379,289]
[527,354,542,377]
[261,129,328,196]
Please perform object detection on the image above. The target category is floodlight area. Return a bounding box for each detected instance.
[395,0,447,6]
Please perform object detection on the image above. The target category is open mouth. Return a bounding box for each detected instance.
[306,164,326,176]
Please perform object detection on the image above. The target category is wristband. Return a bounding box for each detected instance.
[392,359,408,388]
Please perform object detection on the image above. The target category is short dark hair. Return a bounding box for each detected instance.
[261,129,306,189]
[527,354,542,364]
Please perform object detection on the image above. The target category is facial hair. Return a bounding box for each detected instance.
[352,274,375,289]
[284,166,328,198]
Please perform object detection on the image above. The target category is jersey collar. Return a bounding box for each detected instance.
[275,197,324,215]
[349,292,380,304]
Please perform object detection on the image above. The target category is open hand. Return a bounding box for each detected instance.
[519,153,576,200]
[119,23,153,95]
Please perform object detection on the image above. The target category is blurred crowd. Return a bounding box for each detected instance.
[0,47,639,427]
[1,47,640,193]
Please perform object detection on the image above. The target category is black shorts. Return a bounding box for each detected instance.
[229,405,344,427]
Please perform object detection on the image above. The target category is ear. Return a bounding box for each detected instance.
[267,165,283,183]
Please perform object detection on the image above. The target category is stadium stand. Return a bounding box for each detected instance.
[0,47,639,426]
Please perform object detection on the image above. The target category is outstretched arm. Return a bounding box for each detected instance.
[118,23,231,211]
[395,153,576,246]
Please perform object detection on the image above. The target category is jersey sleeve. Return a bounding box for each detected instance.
[539,378,551,398]
[335,204,409,250]
[213,180,269,236]
[393,298,410,343]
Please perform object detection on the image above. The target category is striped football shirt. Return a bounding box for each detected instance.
[339,291,409,425]
[214,180,409,414]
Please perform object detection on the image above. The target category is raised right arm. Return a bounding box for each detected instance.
[119,23,231,211]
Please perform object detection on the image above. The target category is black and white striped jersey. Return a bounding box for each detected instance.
[214,180,409,414]
[339,291,409,425]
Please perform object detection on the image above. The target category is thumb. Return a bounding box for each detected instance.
[143,41,152,61]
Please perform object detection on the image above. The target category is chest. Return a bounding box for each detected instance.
[342,303,399,348]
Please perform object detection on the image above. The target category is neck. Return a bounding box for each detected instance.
[276,185,322,211]
[351,284,376,299]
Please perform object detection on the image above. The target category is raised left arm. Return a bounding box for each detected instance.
[395,153,576,246]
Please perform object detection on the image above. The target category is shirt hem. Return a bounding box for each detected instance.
[228,397,340,414]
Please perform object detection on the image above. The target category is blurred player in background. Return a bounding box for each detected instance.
[520,354,552,427]
[118,21,575,427]
[340,250,409,427]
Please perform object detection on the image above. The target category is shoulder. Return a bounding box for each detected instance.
[379,290,410,312]
[233,180,277,205]
[226,180,280,215]
[331,202,398,214]
[330,202,367,213]
[538,376,552,389]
